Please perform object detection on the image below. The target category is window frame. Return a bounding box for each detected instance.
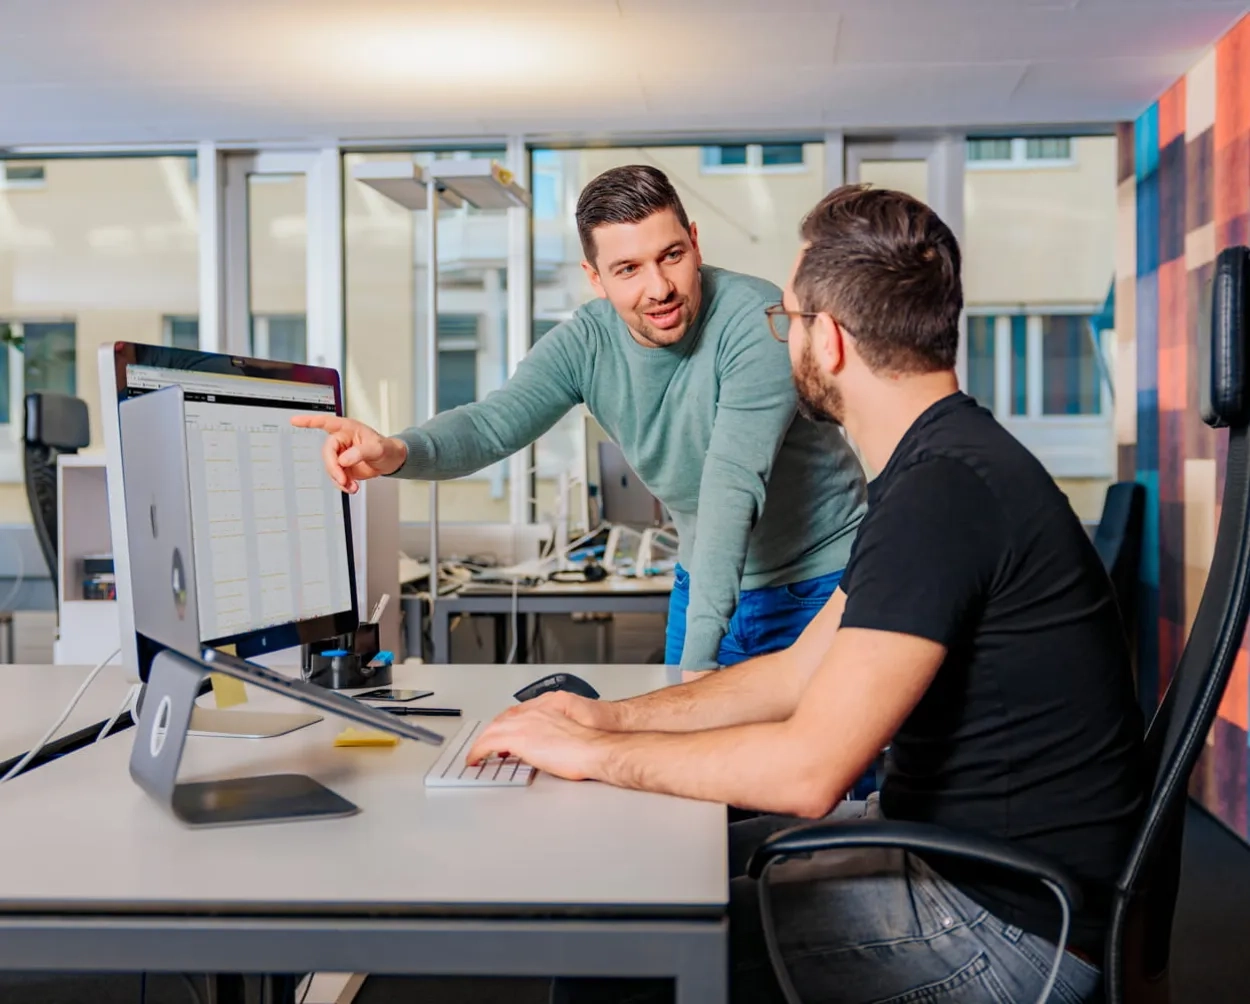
[250,313,308,363]
[965,137,1075,171]
[0,319,79,483]
[964,305,1113,477]
[0,161,48,190]
[700,143,808,175]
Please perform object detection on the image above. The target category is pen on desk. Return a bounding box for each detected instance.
[369,593,391,624]
[378,706,461,717]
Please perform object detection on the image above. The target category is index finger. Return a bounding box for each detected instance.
[291,413,345,432]
[465,720,515,765]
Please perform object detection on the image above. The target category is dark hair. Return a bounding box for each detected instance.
[575,165,691,263]
[795,184,963,374]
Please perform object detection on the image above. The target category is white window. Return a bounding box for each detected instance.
[251,314,307,363]
[966,137,1074,169]
[965,308,1113,477]
[0,162,47,190]
[163,316,200,351]
[700,143,806,174]
[436,313,479,412]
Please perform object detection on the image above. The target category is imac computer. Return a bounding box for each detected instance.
[99,342,362,736]
[114,382,443,826]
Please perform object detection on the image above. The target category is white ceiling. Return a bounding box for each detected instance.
[1,0,1246,148]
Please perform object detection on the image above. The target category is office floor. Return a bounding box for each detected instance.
[0,802,1245,1004]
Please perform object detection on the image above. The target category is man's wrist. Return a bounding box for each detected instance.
[603,698,642,732]
[590,731,634,787]
[382,436,409,476]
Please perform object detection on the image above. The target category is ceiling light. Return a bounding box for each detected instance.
[350,161,463,210]
[427,159,530,210]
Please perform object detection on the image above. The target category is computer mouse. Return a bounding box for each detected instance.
[513,672,601,702]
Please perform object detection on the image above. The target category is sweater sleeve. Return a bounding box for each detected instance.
[390,319,586,480]
[679,313,797,669]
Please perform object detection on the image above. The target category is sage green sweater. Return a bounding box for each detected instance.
[393,266,866,669]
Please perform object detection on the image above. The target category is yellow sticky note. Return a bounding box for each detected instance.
[334,727,399,748]
[209,645,247,708]
[210,673,248,708]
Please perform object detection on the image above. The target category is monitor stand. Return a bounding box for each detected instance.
[131,649,358,827]
[136,684,323,739]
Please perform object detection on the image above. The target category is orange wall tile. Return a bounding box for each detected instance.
[1159,77,1187,147]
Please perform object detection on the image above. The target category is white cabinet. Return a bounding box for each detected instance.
[54,454,119,665]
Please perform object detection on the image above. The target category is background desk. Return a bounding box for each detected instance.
[0,662,134,775]
[0,662,727,1004]
[412,576,674,664]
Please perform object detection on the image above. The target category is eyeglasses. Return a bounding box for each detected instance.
[764,303,821,343]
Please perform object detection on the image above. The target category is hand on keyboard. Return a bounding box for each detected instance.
[425,720,536,787]
[465,701,608,784]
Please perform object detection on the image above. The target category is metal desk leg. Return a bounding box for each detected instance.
[208,973,247,1004]
[432,603,453,664]
[674,924,728,1004]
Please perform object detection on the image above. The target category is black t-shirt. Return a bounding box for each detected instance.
[840,392,1144,957]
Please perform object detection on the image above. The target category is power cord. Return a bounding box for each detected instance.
[0,646,120,783]
[96,681,140,743]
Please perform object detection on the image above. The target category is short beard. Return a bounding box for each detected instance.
[794,341,845,426]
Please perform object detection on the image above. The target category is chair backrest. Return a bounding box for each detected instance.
[1105,246,1250,1004]
[22,392,90,596]
[1094,480,1146,671]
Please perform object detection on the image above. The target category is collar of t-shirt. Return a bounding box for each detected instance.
[868,391,974,503]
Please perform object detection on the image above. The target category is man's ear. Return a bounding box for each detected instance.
[812,313,847,373]
[581,260,607,300]
[688,222,702,265]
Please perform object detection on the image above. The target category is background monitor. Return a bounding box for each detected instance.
[100,342,358,679]
[597,440,666,529]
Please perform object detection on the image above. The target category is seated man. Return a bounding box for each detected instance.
[470,185,1146,1003]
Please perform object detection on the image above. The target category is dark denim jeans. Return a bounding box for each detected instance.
[554,796,1103,1004]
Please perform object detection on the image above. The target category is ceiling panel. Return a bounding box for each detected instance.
[0,0,1242,146]
[833,7,1239,63]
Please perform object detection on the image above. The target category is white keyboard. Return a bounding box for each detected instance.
[424,719,537,788]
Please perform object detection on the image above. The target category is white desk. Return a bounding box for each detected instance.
[0,663,728,1003]
[0,663,135,772]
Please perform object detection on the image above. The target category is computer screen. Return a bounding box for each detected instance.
[132,365,353,645]
[101,343,358,669]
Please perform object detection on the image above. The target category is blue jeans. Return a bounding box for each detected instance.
[664,564,844,668]
[554,795,1102,1004]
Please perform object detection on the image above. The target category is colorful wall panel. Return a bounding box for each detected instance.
[1119,19,1249,839]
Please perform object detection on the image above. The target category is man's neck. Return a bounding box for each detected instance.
[843,371,960,474]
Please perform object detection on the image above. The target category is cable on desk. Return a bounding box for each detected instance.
[96,680,140,743]
[0,646,120,784]
[139,972,147,1004]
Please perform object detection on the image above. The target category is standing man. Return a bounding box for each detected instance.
[469,186,1144,1003]
[297,165,866,672]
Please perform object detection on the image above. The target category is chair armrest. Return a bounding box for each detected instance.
[746,819,1083,913]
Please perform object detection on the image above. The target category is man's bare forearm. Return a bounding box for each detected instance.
[610,649,801,733]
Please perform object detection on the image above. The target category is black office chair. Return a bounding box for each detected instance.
[1094,480,1146,676]
[748,245,1250,1004]
[23,391,90,597]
